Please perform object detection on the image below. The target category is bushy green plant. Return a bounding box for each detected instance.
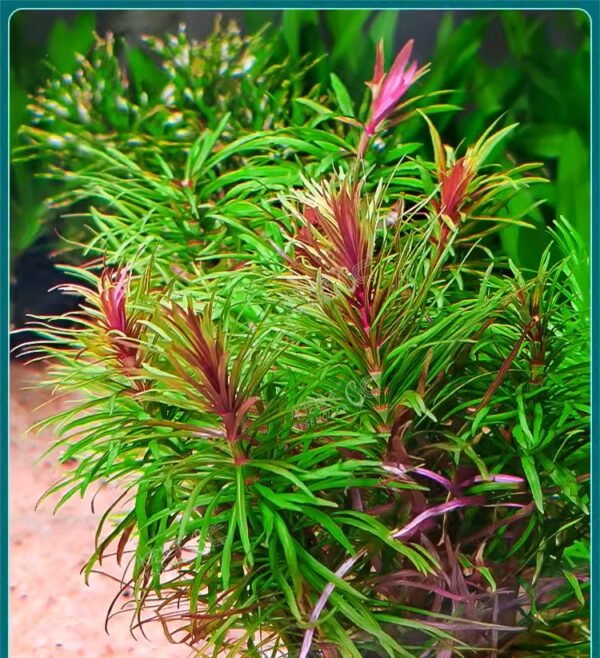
[19,19,588,658]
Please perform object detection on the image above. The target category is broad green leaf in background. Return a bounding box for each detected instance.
[9,70,28,144]
[126,47,168,96]
[368,11,400,68]
[501,187,548,271]
[47,12,95,73]
[282,10,319,59]
[245,9,279,34]
[557,129,590,244]
[326,9,370,72]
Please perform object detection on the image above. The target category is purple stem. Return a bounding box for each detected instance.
[299,551,365,658]
[393,497,484,540]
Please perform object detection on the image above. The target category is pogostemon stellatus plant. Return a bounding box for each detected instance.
[18,20,588,658]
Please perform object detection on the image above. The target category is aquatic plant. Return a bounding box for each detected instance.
[18,20,589,658]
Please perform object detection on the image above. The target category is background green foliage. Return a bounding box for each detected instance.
[10,10,590,274]
[10,11,96,263]
[245,10,590,272]
[426,11,590,272]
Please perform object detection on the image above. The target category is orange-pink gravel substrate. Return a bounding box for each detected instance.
[9,362,190,658]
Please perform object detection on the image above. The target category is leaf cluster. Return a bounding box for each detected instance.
[17,17,589,658]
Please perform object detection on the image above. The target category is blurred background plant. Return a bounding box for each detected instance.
[10,11,95,265]
[10,12,97,327]
[10,9,590,338]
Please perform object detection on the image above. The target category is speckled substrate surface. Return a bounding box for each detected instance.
[10,362,191,658]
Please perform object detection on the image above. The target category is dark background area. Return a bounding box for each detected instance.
[17,9,576,65]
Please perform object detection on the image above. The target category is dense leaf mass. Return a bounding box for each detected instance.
[19,19,589,658]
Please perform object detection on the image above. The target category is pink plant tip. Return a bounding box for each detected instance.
[99,268,131,335]
[365,39,426,136]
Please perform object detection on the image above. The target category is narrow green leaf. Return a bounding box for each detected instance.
[521,454,544,513]
[330,73,355,117]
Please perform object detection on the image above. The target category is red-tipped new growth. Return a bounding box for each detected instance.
[166,303,257,462]
[431,158,476,246]
[423,115,534,249]
[364,39,427,137]
[98,268,144,376]
[292,182,374,335]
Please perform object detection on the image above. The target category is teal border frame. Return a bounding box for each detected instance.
[1,3,597,658]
